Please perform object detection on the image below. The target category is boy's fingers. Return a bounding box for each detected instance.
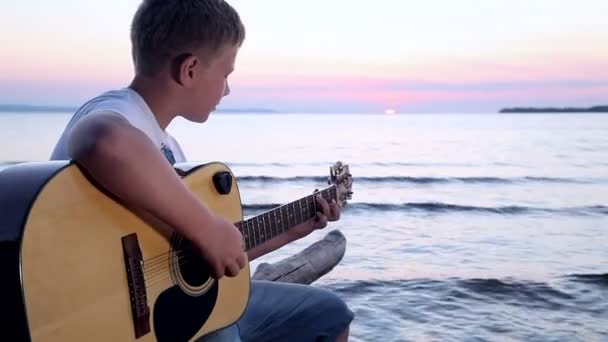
[315,194,330,214]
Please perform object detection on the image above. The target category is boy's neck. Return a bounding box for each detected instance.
[129,75,178,131]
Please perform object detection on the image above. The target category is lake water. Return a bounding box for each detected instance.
[1,112,607,341]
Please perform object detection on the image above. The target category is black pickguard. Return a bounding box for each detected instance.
[153,282,219,342]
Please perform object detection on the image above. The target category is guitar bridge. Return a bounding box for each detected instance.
[122,233,151,338]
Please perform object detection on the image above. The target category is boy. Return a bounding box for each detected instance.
[50,0,353,341]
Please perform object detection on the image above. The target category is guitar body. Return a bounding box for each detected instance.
[0,161,250,341]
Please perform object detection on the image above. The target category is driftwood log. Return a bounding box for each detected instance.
[252,230,346,284]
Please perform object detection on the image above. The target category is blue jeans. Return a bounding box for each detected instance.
[196,280,354,342]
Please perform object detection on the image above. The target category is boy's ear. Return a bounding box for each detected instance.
[172,53,199,87]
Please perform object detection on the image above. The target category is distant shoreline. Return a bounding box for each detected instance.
[499,105,608,113]
[3,103,608,114]
[0,104,279,114]
[0,104,78,113]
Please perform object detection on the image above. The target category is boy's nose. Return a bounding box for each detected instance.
[223,81,230,96]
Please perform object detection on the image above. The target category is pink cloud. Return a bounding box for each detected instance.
[3,54,607,113]
[236,53,608,84]
[231,74,608,100]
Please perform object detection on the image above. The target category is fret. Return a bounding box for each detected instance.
[259,216,264,245]
[305,195,312,220]
[252,216,259,248]
[309,194,316,218]
[258,216,263,245]
[280,206,289,235]
[258,215,265,245]
[277,208,287,234]
[260,215,267,243]
[306,197,312,221]
[282,205,291,230]
[301,198,308,223]
[239,222,245,249]
[247,219,253,249]
[293,201,300,225]
[263,213,274,240]
[287,202,294,228]
[295,199,302,225]
[245,219,251,248]
[280,207,287,234]
[265,212,274,241]
[274,210,280,238]
[240,221,250,251]
[271,210,279,239]
[306,195,313,221]
[294,201,301,224]
[248,221,254,250]
[263,213,271,241]
[292,200,299,225]
[303,196,312,221]
[271,208,277,236]
[289,202,295,227]
[235,222,242,246]
[304,198,310,222]
[246,222,252,250]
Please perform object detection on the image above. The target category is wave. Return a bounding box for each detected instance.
[227,161,519,168]
[322,274,608,306]
[565,273,608,286]
[236,175,598,185]
[243,202,608,216]
[1,160,602,185]
[318,276,608,340]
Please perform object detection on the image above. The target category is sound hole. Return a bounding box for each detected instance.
[175,238,211,287]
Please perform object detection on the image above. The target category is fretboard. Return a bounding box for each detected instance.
[235,186,337,250]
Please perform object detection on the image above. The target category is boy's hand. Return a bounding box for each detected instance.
[193,214,246,280]
[289,194,340,240]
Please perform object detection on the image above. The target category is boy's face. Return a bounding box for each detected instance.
[181,44,238,122]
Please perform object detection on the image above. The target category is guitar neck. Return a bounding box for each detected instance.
[235,186,337,251]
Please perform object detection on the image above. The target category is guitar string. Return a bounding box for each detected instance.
[138,218,330,282]
[139,258,196,297]
[135,255,190,293]
[140,222,318,290]
[141,247,192,270]
[135,213,297,284]
[138,203,314,280]
[130,188,336,287]
[136,205,331,283]
[129,189,341,300]
[136,230,268,283]
[135,208,334,297]
[136,219,285,283]
[138,194,324,272]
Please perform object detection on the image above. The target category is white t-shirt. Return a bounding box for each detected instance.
[50,87,187,164]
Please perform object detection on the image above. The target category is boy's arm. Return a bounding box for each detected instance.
[66,112,246,279]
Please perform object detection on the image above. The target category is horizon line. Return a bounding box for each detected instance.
[1,103,607,115]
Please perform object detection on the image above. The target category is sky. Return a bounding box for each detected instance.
[1,0,607,113]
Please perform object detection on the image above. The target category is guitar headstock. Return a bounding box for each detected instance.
[328,161,353,207]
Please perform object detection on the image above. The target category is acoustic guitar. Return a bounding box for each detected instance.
[0,160,353,341]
